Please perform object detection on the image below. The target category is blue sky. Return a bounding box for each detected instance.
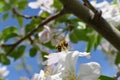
[0,0,119,80]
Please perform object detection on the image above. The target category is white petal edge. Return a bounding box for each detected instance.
[28,2,40,9]
[43,51,67,65]
[78,62,101,80]
[32,70,45,80]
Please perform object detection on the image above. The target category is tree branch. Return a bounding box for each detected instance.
[60,0,120,51]
[3,9,66,56]
[12,8,44,19]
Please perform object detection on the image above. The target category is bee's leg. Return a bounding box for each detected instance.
[57,46,61,52]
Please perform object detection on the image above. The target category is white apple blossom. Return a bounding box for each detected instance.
[0,66,9,77]
[44,50,101,80]
[91,0,120,27]
[38,25,52,43]
[32,50,101,80]
[77,62,101,80]
[44,50,90,65]
[32,65,63,80]
[28,0,55,14]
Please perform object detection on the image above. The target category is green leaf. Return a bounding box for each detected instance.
[2,26,18,34]
[25,18,42,34]
[0,33,2,40]
[10,0,27,11]
[56,14,70,22]
[17,0,28,10]
[41,52,48,61]
[112,0,118,4]
[3,46,12,53]
[17,17,23,27]
[70,26,101,51]
[10,0,17,4]
[43,41,55,49]
[25,24,36,34]
[9,45,26,60]
[1,26,18,41]
[69,32,79,43]
[53,0,62,11]
[2,4,11,12]
[86,40,94,52]
[94,35,102,49]
[8,50,17,59]
[66,18,80,27]
[0,54,10,65]
[16,45,26,59]
[25,24,33,34]
[30,47,37,57]
[4,33,18,42]
[74,29,88,41]
[86,34,96,52]
[17,45,26,53]
[2,13,9,22]
[115,52,120,65]
[0,1,4,12]
[98,75,116,80]
[41,12,50,18]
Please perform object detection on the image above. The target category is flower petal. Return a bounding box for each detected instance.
[0,66,9,77]
[60,51,90,74]
[96,0,109,9]
[28,2,40,9]
[38,26,51,43]
[43,51,67,65]
[50,73,62,80]
[32,70,45,80]
[78,62,101,80]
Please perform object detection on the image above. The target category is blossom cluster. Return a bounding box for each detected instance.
[91,0,120,28]
[32,50,101,80]
[28,0,55,15]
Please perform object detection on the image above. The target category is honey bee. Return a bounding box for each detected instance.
[56,39,68,52]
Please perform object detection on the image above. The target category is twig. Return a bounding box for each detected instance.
[83,0,97,13]
[1,44,15,47]
[82,0,102,20]
[12,8,44,19]
[28,36,34,44]
[4,9,66,56]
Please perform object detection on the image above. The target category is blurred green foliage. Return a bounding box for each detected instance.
[0,1,119,80]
